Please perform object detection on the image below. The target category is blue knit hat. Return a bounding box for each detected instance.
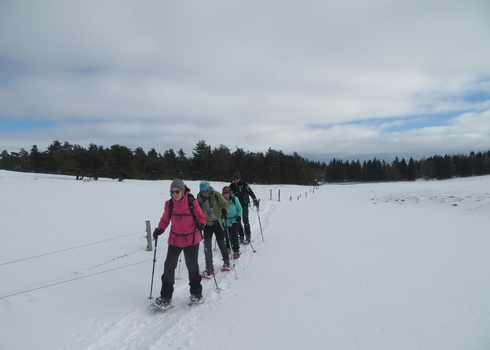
[199,181,211,192]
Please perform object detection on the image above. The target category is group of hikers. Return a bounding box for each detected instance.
[152,171,259,308]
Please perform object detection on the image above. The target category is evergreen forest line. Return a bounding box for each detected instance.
[1,140,490,184]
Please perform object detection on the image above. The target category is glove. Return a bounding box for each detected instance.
[253,199,259,208]
[236,216,241,223]
[221,208,228,218]
[153,228,164,240]
[196,221,205,231]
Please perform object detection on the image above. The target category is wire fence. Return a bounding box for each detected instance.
[0,230,145,267]
[0,229,150,300]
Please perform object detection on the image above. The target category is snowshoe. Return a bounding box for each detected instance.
[242,236,251,245]
[201,267,214,279]
[189,294,205,305]
[222,260,231,271]
[154,297,173,310]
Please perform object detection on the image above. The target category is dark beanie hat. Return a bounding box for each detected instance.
[233,171,241,179]
[170,179,185,193]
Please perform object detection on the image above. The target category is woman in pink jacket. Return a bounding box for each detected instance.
[152,179,207,308]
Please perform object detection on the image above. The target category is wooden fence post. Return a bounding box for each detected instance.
[146,220,152,251]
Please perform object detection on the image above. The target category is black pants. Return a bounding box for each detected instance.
[160,244,202,300]
[224,223,240,252]
[238,204,251,238]
[203,223,228,268]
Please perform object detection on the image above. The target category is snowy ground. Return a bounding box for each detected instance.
[1,170,489,349]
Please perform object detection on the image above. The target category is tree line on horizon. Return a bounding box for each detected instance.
[321,151,490,183]
[1,140,489,184]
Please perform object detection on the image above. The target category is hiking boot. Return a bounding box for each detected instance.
[222,259,231,270]
[155,296,172,308]
[239,236,245,244]
[201,267,214,278]
[189,294,203,303]
[233,251,241,259]
[246,235,251,243]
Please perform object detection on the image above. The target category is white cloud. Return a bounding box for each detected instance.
[1,0,490,161]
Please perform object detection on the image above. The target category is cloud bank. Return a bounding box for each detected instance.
[1,0,490,161]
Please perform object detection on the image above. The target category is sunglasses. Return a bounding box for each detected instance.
[222,191,230,195]
[170,190,181,195]
[201,189,210,193]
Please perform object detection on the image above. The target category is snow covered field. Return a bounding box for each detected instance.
[1,169,489,349]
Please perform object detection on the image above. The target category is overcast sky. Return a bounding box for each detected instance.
[1,0,490,163]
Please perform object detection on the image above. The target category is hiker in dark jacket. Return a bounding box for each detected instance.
[196,181,230,277]
[229,171,258,244]
[152,179,207,308]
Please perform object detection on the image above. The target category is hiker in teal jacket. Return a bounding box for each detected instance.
[222,186,243,259]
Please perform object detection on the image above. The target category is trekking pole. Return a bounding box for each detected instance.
[248,239,257,253]
[200,230,221,293]
[149,237,158,299]
[223,224,238,279]
[255,200,265,242]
